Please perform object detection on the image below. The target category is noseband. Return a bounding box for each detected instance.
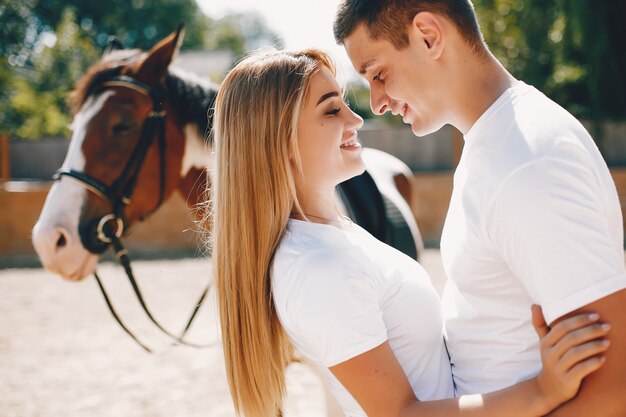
[53,75,212,352]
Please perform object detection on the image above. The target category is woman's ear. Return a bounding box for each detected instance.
[411,12,445,60]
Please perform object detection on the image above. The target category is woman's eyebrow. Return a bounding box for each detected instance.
[317,91,339,106]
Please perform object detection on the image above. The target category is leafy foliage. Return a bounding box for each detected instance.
[2,1,623,139]
[205,13,284,57]
[1,8,100,139]
[474,0,626,121]
[0,0,280,139]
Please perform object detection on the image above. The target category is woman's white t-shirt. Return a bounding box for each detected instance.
[271,219,454,417]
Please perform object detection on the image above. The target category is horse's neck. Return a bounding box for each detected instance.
[176,129,211,211]
[165,71,217,136]
[180,123,211,177]
[165,71,215,209]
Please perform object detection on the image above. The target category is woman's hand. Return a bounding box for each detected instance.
[531,305,610,413]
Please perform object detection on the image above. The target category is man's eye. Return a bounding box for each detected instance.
[373,71,383,82]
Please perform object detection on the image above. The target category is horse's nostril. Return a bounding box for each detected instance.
[56,233,67,249]
[54,228,69,251]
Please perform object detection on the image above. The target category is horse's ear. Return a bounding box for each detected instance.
[133,24,185,85]
[104,36,125,56]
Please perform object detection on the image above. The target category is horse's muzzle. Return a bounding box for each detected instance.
[79,215,124,254]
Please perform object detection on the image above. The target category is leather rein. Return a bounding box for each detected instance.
[54,75,212,352]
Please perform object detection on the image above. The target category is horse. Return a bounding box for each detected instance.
[32,26,423,282]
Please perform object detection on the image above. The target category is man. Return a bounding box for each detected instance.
[333,0,626,415]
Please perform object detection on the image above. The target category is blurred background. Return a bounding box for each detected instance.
[2,0,626,139]
[0,0,625,261]
[0,1,625,415]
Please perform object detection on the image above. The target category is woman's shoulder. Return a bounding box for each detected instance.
[276,219,373,267]
[272,223,378,303]
[274,235,371,289]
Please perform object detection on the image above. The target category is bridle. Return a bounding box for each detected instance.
[53,75,212,352]
[55,75,168,242]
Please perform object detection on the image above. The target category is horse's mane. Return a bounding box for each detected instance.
[165,67,219,142]
[70,49,219,144]
[69,49,142,114]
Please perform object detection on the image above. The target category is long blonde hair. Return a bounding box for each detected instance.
[208,48,336,417]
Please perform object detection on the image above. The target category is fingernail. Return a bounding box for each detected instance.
[589,313,600,320]
[602,339,611,347]
[601,323,611,331]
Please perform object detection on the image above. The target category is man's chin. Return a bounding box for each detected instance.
[407,120,444,138]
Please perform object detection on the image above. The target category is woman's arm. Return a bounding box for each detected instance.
[329,309,609,417]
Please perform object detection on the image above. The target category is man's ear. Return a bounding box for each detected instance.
[411,12,445,60]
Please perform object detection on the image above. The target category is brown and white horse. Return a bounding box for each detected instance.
[31,27,423,282]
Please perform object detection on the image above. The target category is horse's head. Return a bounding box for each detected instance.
[32,26,211,280]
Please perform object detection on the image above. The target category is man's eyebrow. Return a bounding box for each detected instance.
[359,59,375,75]
[317,91,340,105]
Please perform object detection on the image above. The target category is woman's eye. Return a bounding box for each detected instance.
[326,107,341,116]
[373,71,384,82]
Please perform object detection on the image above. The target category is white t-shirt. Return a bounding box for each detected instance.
[440,81,626,395]
[272,219,454,417]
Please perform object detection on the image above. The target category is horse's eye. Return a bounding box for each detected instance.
[112,123,132,135]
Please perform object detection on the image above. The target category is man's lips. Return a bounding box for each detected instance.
[391,103,409,118]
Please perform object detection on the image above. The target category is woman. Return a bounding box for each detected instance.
[207,49,609,417]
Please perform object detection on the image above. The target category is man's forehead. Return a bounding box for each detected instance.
[343,25,382,75]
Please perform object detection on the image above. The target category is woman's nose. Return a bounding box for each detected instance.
[349,110,364,130]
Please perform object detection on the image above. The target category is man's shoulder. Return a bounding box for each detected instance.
[459,89,600,215]
[469,86,593,177]
[508,84,591,146]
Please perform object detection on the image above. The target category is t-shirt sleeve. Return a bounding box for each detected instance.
[279,251,388,368]
[485,142,626,324]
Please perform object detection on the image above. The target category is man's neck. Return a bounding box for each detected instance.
[451,51,516,134]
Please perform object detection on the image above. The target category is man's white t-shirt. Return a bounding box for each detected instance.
[272,219,454,417]
[441,81,626,395]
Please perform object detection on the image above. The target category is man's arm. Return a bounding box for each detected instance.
[329,315,608,417]
[547,289,626,416]
[484,149,626,415]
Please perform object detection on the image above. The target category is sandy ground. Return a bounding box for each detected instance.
[0,250,448,417]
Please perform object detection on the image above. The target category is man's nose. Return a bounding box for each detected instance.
[370,83,391,115]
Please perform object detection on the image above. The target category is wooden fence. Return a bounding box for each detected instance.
[1,123,625,267]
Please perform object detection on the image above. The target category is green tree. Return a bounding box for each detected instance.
[474,0,626,122]
[0,1,282,139]
[205,12,284,57]
[8,0,210,55]
[4,8,100,139]
[0,0,213,138]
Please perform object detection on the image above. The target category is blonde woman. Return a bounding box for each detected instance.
[208,49,609,417]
